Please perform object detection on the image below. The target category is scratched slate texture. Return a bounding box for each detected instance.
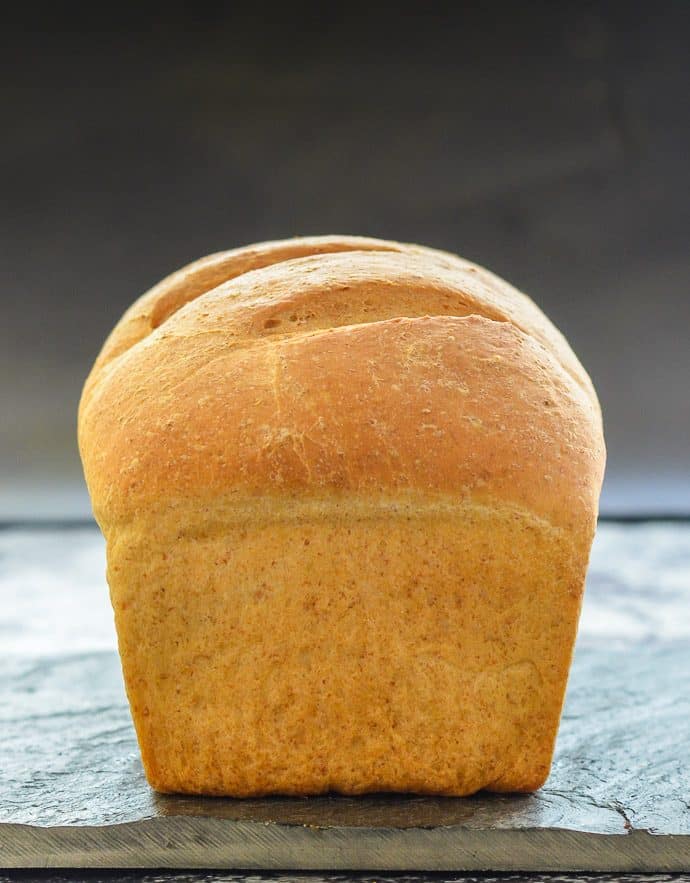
[2,874,690,883]
[3,875,690,883]
[0,522,689,872]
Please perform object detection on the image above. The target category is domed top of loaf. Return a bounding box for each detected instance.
[78,235,605,534]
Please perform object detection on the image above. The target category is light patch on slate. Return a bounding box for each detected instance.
[0,528,113,656]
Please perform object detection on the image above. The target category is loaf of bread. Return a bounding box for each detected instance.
[78,235,605,797]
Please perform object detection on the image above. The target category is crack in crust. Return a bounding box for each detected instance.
[83,236,598,411]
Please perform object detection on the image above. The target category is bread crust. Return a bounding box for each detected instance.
[78,236,605,796]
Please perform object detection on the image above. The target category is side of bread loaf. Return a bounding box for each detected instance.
[78,236,605,796]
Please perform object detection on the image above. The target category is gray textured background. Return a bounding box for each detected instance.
[1,3,689,519]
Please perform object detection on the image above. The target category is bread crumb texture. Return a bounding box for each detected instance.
[78,235,605,796]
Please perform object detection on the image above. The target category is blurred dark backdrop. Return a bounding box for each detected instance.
[2,3,689,518]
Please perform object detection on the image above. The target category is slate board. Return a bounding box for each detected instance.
[1,522,689,873]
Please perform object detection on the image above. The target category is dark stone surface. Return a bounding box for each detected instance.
[0,523,689,872]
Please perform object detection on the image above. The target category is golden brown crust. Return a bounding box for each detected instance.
[80,240,603,526]
[81,313,601,530]
[78,235,605,797]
